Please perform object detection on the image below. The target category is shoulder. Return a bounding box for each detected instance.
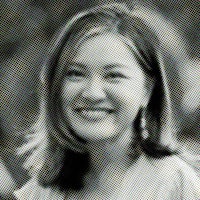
[157,155,200,199]
[178,150,200,177]
[129,153,199,176]
[121,154,200,199]
[153,154,200,183]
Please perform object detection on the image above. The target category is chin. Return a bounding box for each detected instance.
[70,125,120,142]
[66,111,121,141]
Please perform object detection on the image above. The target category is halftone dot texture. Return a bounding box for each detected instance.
[1,1,199,199]
[13,154,200,199]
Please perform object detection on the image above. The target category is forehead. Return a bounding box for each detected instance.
[59,32,140,69]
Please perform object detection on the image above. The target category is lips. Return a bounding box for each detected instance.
[74,107,114,121]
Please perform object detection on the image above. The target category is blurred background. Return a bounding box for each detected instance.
[0,0,199,191]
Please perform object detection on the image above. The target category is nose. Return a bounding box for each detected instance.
[81,77,106,102]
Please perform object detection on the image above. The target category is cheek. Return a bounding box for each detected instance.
[110,82,146,116]
[60,82,82,106]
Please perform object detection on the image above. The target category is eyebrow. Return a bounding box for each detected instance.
[66,62,124,70]
[103,64,124,70]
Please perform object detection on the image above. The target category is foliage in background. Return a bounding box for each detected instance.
[1,0,199,149]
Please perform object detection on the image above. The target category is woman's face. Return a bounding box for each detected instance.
[59,33,152,141]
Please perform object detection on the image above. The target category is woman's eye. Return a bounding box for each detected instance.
[106,72,126,80]
[65,70,84,80]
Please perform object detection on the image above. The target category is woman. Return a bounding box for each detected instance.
[14,3,200,199]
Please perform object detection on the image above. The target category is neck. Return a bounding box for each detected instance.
[84,127,135,189]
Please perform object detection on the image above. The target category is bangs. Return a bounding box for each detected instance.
[57,11,157,81]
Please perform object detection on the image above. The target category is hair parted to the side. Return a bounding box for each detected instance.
[18,3,178,190]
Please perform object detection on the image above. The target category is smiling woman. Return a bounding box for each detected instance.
[60,33,150,141]
[14,3,200,200]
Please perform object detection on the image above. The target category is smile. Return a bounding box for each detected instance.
[74,107,114,121]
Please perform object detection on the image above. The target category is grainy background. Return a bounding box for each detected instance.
[0,0,199,188]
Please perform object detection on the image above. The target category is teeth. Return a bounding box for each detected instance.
[78,109,109,120]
